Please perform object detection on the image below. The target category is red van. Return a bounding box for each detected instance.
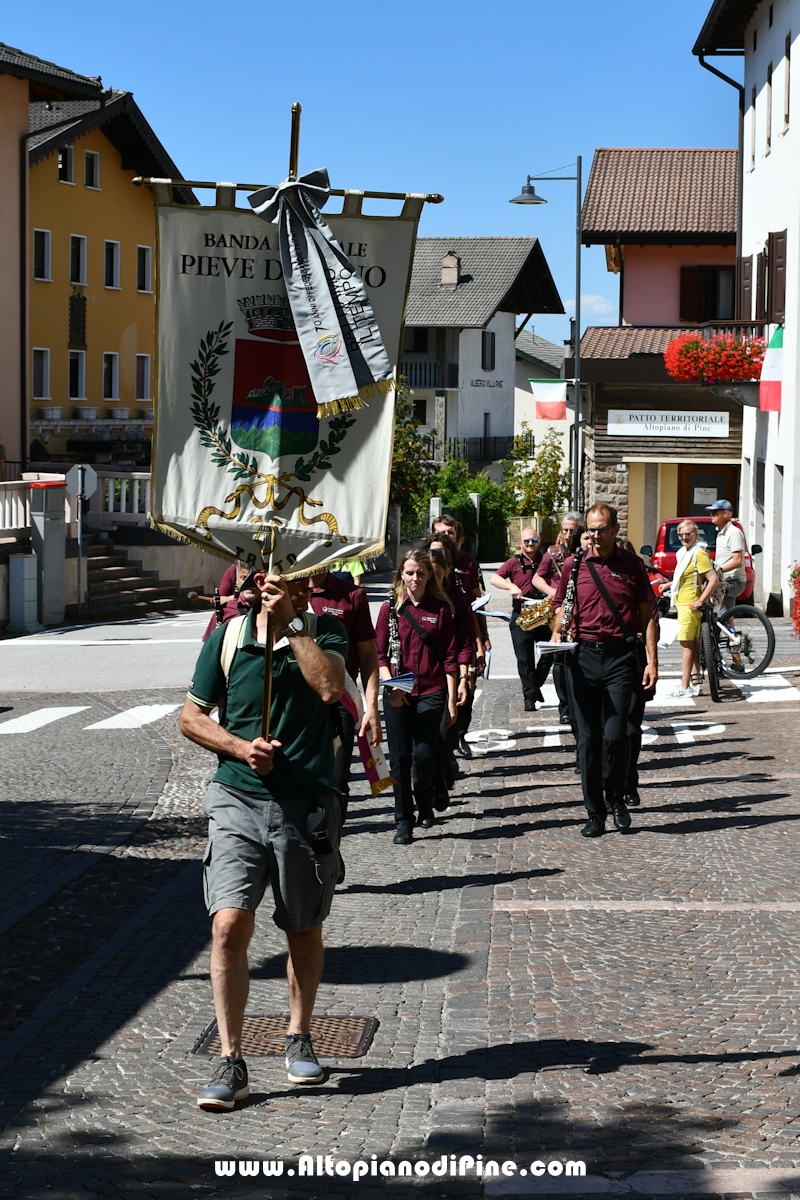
[641,518,759,604]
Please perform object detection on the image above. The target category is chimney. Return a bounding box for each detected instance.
[441,250,460,287]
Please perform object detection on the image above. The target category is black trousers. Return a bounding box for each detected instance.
[566,642,637,819]
[334,702,357,818]
[383,689,446,828]
[601,676,646,796]
[552,658,571,722]
[509,616,553,705]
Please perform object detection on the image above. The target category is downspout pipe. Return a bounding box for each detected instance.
[698,52,745,270]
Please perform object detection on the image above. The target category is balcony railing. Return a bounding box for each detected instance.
[421,432,534,463]
[87,470,152,527]
[399,362,459,389]
[0,481,31,537]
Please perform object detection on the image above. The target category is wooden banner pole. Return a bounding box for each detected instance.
[261,547,275,741]
[288,102,301,182]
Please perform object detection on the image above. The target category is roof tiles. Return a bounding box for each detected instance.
[580,326,698,359]
[581,148,737,242]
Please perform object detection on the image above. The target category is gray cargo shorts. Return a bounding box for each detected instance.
[202,782,341,932]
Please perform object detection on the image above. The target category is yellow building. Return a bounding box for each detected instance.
[28,89,193,465]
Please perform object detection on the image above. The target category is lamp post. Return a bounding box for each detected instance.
[510,158,583,511]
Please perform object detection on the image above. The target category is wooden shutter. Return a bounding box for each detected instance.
[737,255,753,320]
[755,251,768,320]
[679,266,703,321]
[768,229,787,322]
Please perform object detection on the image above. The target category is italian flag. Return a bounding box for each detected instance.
[531,379,567,420]
[759,326,783,412]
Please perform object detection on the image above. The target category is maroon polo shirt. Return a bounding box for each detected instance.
[376,595,458,695]
[454,550,480,596]
[553,546,656,642]
[535,547,568,588]
[446,578,476,666]
[495,551,542,606]
[309,572,376,681]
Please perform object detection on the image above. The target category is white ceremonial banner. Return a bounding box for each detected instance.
[152,197,421,575]
[607,410,729,438]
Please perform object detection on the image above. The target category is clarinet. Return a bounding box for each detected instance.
[388,601,402,673]
[213,587,224,626]
[560,549,585,642]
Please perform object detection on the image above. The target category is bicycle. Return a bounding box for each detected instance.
[698,601,775,701]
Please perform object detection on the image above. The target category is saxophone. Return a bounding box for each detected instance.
[517,596,554,631]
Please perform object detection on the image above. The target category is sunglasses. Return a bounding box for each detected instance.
[678,531,695,539]
[587,526,610,538]
[523,538,538,545]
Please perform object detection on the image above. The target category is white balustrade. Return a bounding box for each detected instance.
[0,482,32,537]
[88,470,151,527]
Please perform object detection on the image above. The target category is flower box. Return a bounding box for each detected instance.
[664,333,766,385]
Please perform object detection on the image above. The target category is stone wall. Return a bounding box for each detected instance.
[585,461,630,540]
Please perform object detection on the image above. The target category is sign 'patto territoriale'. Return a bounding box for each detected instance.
[607,410,730,437]
[144,106,441,576]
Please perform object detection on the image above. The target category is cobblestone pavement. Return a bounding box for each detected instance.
[2,672,800,1198]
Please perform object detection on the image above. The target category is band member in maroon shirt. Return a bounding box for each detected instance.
[428,544,473,809]
[532,514,584,723]
[490,528,548,711]
[309,571,381,820]
[552,503,658,838]
[375,550,458,845]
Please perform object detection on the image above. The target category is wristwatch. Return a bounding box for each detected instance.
[282,615,306,638]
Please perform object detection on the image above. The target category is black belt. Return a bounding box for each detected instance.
[578,639,632,653]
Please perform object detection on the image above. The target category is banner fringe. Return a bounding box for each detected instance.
[370,775,396,797]
[316,377,395,420]
[149,518,235,562]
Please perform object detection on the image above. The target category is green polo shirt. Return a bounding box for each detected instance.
[187,609,347,799]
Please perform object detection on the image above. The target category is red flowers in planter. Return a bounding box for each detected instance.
[664,333,766,385]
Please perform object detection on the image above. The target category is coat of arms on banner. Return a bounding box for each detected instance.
[152,186,426,576]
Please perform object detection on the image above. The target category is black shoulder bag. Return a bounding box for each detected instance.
[585,559,656,702]
[400,605,445,666]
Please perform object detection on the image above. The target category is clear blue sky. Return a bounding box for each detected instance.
[5,0,741,345]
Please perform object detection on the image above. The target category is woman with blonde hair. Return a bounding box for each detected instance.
[375,549,458,844]
[669,519,719,696]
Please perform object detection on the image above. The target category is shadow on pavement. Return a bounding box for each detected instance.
[341,867,562,897]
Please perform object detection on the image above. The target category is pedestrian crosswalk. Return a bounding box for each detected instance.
[0,703,180,734]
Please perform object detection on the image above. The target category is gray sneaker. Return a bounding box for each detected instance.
[197,1056,249,1110]
[285,1033,324,1084]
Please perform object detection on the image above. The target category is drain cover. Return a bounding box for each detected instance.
[192,1014,379,1058]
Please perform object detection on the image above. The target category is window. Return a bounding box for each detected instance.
[70,235,87,284]
[32,349,50,399]
[402,327,429,353]
[137,245,152,292]
[135,354,151,400]
[483,412,491,440]
[754,28,758,52]
[69,293,87,349]
[767,62,773,150]
[68,350,86,399]
[84,150,100,189]
[751,85,757,167]
[103,352,119,400]
[104,240,120,288]
[58,145,74,183]
[679,265,736,321]
[481,330,496,371]
[769,4,773,27]
[785,33,791,127]
[33,229,51,280]
[413,398,427,425]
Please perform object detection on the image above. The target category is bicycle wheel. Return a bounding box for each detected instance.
[717,605,775,679]
[700,622,722,701]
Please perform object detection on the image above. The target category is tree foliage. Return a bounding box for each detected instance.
[502,424,572,517]
[389,377,436,513]
[424,458,513,560]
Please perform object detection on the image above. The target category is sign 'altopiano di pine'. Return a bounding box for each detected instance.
[145,113,439,576]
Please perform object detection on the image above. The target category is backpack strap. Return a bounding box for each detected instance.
[220,614,249,681]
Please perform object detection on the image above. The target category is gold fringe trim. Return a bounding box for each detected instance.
[370,775,396,798]
[316,377,396,420]
[149,518,235,562]
[281,536,386,581]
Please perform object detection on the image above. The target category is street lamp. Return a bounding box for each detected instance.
[510,158,583,511]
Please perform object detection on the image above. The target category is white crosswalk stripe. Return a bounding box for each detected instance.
[84,704,181,729]
[0,706,90,734]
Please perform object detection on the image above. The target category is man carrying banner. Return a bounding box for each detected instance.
[309,569,381,818]
[180,570,347,1110]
